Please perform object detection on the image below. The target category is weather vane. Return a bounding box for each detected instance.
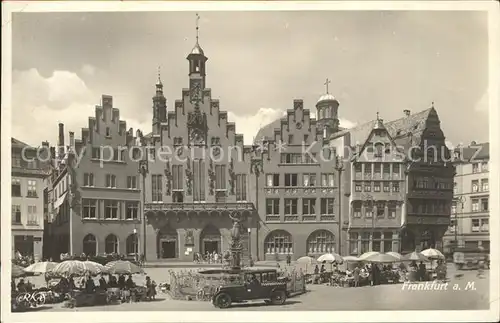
[196,13,200,42]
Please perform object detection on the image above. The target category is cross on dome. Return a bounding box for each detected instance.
[324,78,331,94]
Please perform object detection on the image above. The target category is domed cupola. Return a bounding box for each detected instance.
[187,13,208,89]
[316,78,340,138]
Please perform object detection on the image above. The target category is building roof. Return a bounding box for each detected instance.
[332,107,434,149]
[317,93,337,104]
[454,142,489,162]
[253,118,282,144]
[190,42,205,56]
[11,137,31,149]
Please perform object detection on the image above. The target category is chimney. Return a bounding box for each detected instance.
[58,123,65,163]
[69,131,75,149]
[403,110,411,117]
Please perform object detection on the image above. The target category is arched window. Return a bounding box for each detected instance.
[306,230,335,255]
[265,230,293,254]
[82,234,97,256]
[200,224,221,255]
[105,234,119,254]
[126,234,138,255]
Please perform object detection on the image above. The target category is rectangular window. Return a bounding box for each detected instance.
[349,233,359,254]
[481,198,488,212]
[374,163,381,178]
[127,176,137,189]
[149,148,156,161]
[27,180,37,197]
[82,199,97,219]
[12,205,21,224]
[364,182,371,192]
[266,174,280,187]
[284,198,298,215]
[12,153,22,167]
[392,164,400,178]
[372,232,381,252]
[104,200,118,219]
[360,233,370,253]
[91,147,101,159]
[471,180,479,192]
[304,153,318,164]
[12,178,21,197]
[215,165,226,190]
[472,163,479,173]
[303,173,316,187]
[392,182,400,192]
[353,202,362,218]
[481,179,488,192]
[236,174,247,202]
[373,182,381,192]
[284,174,298,187]
[193,159,206,202]
[84,173,94,187]
[480,219,489,232]
[471,219,480,232]
[288,134,293,144]
[321,173,335,187]
[365,205,373,218]
[388,203,396,218]
[481,162,488,172]
[113,148,124,161]
[302,198,316,215]
[320,198,335,215]
[266,198,280,215]
[126,202,139,220]
[376,202,385,218]
[471,199,479,212]
[172,165,184,190]
[105,174,116,188]
[383,182,390,192]
[281,153,301,164]
[383,231,393,252]
[383,164,390,179]
[151,174,163,202]
[355,183,362,192]
[354,164,362,179]
[27,205,37,225]
[303,134,309,144]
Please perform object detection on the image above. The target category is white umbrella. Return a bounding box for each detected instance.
[421,248,445,260]
[342,256,361,262]
[24,261,57,273]
[296,256,317,265]
[358,251,380,261]
[364,253,400,263]
[51,260,105,277]
[105,260,144,275]
[317,253,343,263]
[386,252,403,261]
[83,261,108,274]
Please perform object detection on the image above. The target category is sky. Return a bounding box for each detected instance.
[11,10,489,147]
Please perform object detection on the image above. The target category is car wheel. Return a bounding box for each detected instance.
[215,293,232,309]
[270,290,286,305]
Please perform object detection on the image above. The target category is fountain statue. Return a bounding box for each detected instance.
[229,210,243,270]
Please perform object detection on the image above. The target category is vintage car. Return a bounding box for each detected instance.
[211,268,288,308]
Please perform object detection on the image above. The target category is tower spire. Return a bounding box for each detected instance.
[156,66,162,85]
[196,13,200,43]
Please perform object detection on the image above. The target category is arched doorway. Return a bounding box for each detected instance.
[264,230,293,255]
[306,230,335,255]
[126,234,139,256]
[157,227,178,259]
[82,234,97,256]
[400,229,415,253]
[105,234,119,254]
[200,224,221,255]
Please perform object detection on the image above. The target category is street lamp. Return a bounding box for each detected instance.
[453,196,465,251]
[247,227,252,265]
[334,155,344,254]
[138,159,148,261]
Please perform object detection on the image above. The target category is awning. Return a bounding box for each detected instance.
[53,192,68,209]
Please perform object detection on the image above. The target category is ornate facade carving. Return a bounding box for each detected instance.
[164,159,172,196]
[228,157,236,195]
[208,159,216,195]
[185,156,193,195]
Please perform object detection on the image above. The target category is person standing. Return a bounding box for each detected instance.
[286,254,291,267]
[353,266,361,287]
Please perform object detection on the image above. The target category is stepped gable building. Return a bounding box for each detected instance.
[330,107,455,255]
[253,82,341,261]
[443,142,489,253]
[46,96,141,260]
[141,28,258,262]
[11,138,50,260]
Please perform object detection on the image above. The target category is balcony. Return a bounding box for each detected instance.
[144,202,255,212]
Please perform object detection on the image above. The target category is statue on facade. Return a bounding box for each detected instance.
[229,211,244,269]
[185,157,193,195]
